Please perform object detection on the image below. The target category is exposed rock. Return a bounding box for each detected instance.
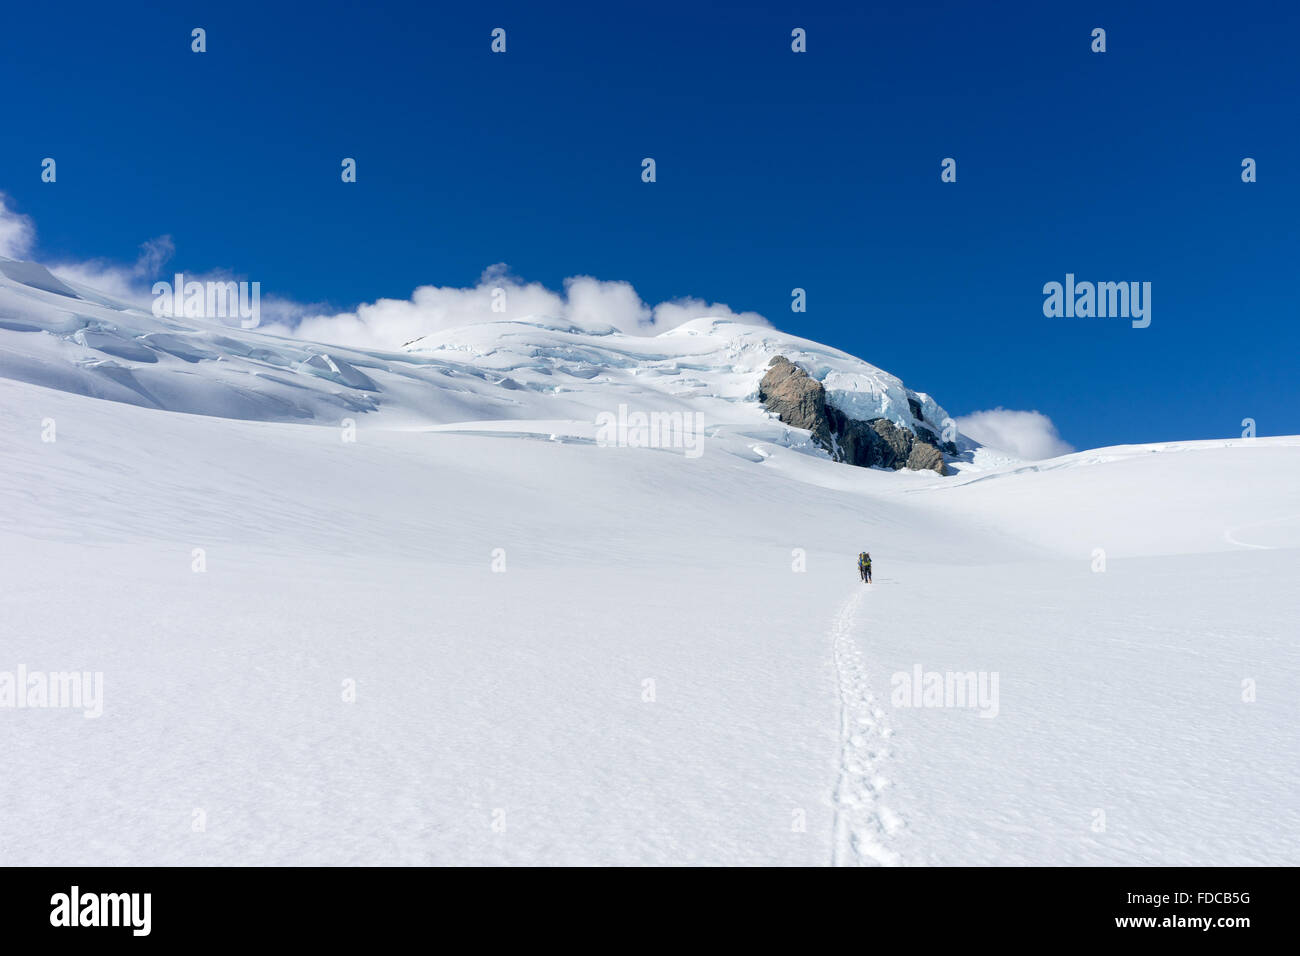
[866,418,913,468]
[828,411,883,468]
[913,425,958,461]
[757,356,833,449]
[906,441,948,475]
[758,356,948,475]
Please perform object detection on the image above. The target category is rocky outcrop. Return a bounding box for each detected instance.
[864,418,913,467]
[759,356,949,475]
[906,441,946,474]
[757,356,834,448]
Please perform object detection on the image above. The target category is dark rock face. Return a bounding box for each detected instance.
[829,412,882,468]
[866,418,913,467]
[759,356,948,476]
[757,356,834,447]
[906,441,946,474]
[913,422,959,458]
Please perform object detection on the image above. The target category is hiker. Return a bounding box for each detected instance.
[858,552,872,584]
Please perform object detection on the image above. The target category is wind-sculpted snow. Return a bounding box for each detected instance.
[0,257,967,463]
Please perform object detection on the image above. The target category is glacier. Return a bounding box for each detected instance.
[0,255,971,465]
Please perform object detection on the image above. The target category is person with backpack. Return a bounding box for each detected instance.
[858,552,872,584]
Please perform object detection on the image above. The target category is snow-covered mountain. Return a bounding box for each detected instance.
[0,255,975,466]
[2,256,1297,866]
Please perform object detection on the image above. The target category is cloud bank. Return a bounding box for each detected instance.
[0,195,36,259]
[271,264,771,350]
[3,194,1069,453]
[0,194,769,347]
[956,407,1074,460]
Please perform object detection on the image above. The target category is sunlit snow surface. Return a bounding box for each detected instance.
[0,256,967,452]
[1,259,1296,865]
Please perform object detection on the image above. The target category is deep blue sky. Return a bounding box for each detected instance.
[2,0,1296,449]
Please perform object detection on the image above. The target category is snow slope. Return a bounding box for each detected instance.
[0,256,969,456]
[0,259,1296,866]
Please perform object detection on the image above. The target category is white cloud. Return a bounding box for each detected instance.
[0,197,770,346]
[649,296,769,332]
[955,407,1074,460]
[564,275,650,330]
[47,260,154,308]
[0,194,35,259]
[0,196,179,308]
[133,235,175,275]
[263,267,771,349]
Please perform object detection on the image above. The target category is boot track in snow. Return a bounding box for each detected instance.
[829,587,905,866]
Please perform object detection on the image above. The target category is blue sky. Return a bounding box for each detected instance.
[1,0,1296,450]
